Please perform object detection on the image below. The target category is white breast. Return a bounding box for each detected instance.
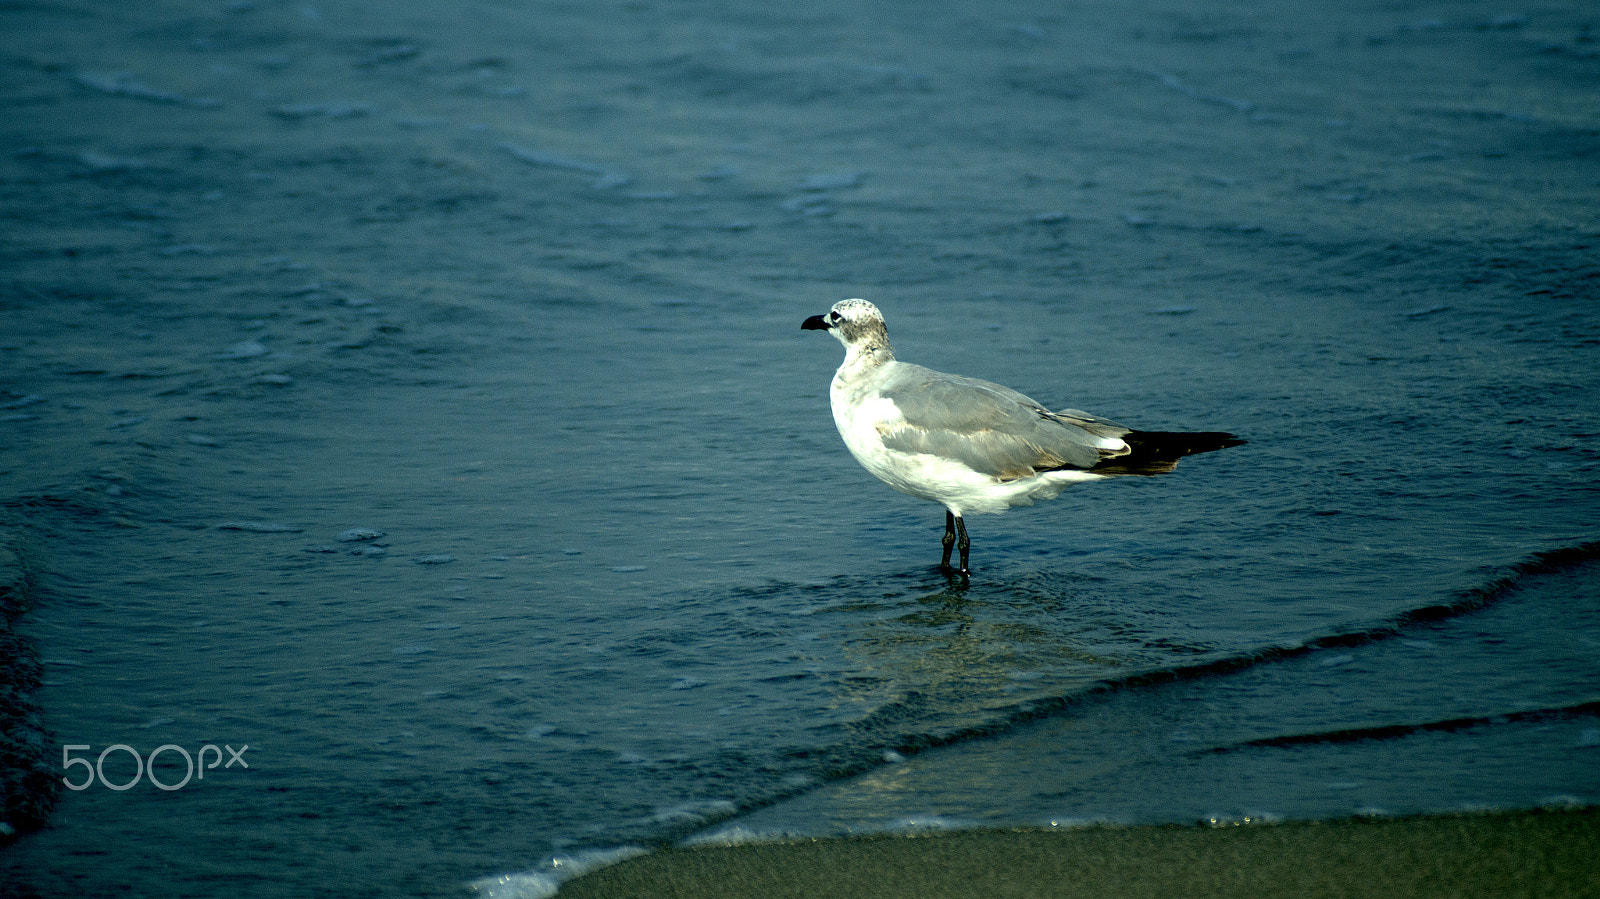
[830,377,989,511]
[828,364,1106,516]
[830,382,900,472]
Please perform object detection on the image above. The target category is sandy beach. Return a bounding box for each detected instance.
[554,808,1600,899]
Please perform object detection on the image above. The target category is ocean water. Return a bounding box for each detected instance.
[1,0,1597,895]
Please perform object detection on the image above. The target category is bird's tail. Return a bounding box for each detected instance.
[1089,431,1245,476]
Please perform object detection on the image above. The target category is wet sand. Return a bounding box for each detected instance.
[555,808,1600,899]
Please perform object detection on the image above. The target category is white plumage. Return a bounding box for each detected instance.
[803,298,1242,576]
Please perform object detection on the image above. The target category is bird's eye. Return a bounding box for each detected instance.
[828,311,842,322]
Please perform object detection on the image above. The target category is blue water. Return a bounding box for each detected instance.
[1,0,1597,896]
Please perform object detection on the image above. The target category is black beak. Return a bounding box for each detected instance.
[801,315,831,331]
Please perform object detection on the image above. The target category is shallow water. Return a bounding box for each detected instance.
[1,0,1597,895]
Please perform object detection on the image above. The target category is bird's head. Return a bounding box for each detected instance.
[802,299,891,356]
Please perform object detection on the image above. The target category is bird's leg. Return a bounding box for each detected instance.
[954,515,970,575]
[940,510,957,571]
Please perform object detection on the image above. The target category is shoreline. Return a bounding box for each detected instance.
[551,807,1600,899]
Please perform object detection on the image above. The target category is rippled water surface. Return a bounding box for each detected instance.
[1,0,1597,895]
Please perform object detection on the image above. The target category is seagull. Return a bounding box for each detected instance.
[802,298,1243,576]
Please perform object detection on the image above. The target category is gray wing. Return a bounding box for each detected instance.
[1047,408,1131,440]
[875,363,1130,480]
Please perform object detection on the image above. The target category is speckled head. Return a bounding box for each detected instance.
[801,299,892,355]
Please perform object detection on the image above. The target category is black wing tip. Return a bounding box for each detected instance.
[1088,430,1245,476]
[1126,430,1246,455]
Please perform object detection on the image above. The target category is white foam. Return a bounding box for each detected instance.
[1043,816,1118,830]
[885,815,967,833]
[651,798,738,826]
[1201,811,1283,828]
[681,824,805,847]
[468,847,647,899]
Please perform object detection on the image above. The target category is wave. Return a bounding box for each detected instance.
[846,538,1600,753]
[655,539,1600,846]
[1199,698,1600,754]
